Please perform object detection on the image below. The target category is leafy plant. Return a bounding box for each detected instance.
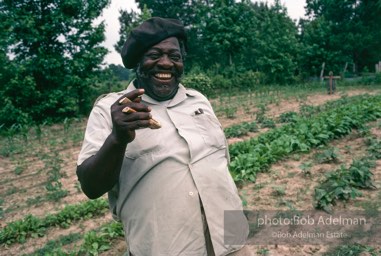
[323,243,377,256]
[224,121,258,138]
[314,147,340,163]
[255,104,267,123]
[0,199,108,245]
[260,118,276,128]
[223,106,238,119]
[314,158,376,213]
[271,186,286,197]
[299,161,313,177]
[278,111,298,123]
[229,94,381,183]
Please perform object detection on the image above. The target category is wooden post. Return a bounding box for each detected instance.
[343,62,348,74]
[320,62,325,82]
[323,71,341,95]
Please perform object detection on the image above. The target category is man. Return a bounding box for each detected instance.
[77,17,249,256]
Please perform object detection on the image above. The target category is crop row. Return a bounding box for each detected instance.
[229,94,381,183]
[314,132,381,213]
[25,220,124,256]
[0,198,108,245]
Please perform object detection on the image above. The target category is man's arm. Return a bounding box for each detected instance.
[76,89,152,199]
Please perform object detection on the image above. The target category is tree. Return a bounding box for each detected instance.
[114,5,151,55]
[108,64,131,81]
[199,1,257,67]
[197,1,300,84]
[118,0,301,85]
[301,0,381,75]
[135,0,203,26]
[0,0,110,126]
[248,1,300,84]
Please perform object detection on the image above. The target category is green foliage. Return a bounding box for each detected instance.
[107,64,130,81]
[210,73,233,90]
[80,221,124,255]
[224,121,258,138]
[323,243,378,256]
[278,111,298,123]
[114,4,152,54]
[26,233,82,256]
[234,70,265,89]
[0,0,110,126]
[26,221,124,256]
[182,72,213,96]
[314,147,340,163]
[314,166,362,213]
[229,94,381,184]
[366,137,381,159]
[255,104,268,123]
[301,0,381,75]
[300,161,313,177]
[0,198,108,245]
[314,158,376,213]
[271,186,286,197]
[120,1,300,85]
[260,118,276,129]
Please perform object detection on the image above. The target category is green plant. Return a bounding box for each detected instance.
[278,111,298,123]
[257,248,270,255]
[26,233,82,256]
[314,158,376,213]
[367,137,381,159]
[260,118,276,128]
[255,104,267,123]
[229,94,381,183]
[182,72,213,96]
[300,161,313,177]
[299,104,316,117]
[223,106,238,119]
[314,147,340,163]
[323,243,377,256]
[79,221,124,255]
[272,186,286,197]
[224,121,258,138]
[0,198,108,245]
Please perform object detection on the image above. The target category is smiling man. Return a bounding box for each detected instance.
[76,17,249,256]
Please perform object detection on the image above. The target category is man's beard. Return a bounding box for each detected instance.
[135,66,182,101]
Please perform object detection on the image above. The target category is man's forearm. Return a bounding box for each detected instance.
[76,134,128,199]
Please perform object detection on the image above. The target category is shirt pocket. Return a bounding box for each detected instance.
[192,112,226,149]
[125,128,163,159]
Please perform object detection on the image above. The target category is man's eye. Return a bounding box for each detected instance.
[147,53,160,59]
[170,55,181,61]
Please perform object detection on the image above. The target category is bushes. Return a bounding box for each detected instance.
[182,68,266,97]
[182,72,213,96]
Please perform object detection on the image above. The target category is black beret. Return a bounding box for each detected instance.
[121,17,187,69]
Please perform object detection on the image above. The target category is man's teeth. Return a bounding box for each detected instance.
[155,73,172,79]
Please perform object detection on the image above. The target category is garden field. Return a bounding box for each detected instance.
[1,83,381,256]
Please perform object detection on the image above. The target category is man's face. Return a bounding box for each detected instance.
[137,37,184,101]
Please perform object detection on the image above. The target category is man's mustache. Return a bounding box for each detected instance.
[137,68,183,79]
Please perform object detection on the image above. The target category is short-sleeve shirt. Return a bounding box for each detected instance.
[77,82,249,256]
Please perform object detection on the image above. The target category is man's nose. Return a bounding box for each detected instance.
[157,55,173,68]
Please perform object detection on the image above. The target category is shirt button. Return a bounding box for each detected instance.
[189,192,194,196]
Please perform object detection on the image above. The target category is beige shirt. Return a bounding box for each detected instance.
[77,82,248,256]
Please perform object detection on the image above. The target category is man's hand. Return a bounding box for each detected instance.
[111,89,152,144]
